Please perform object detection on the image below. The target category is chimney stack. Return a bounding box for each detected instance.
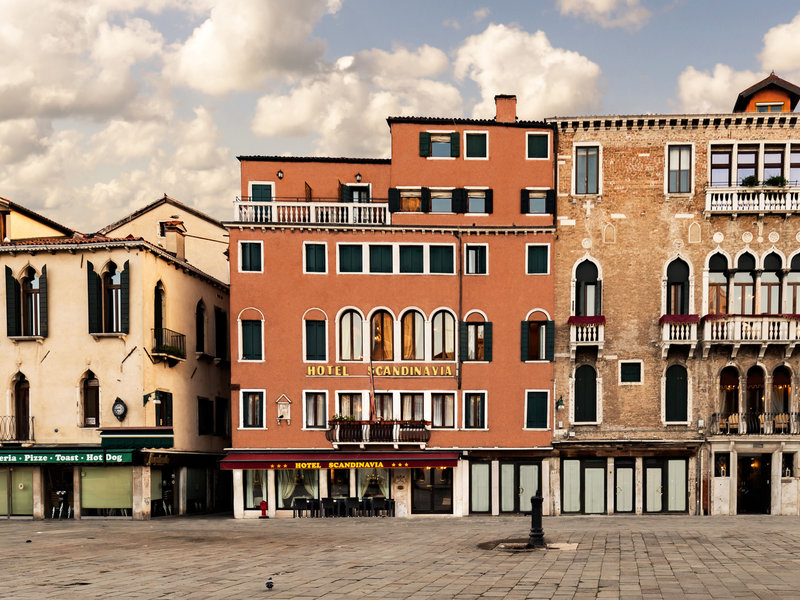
[495,94,517,123]
[163,220,187,261]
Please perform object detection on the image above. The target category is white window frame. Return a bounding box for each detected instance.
[664,142,695,195]
[523,389,551,431]
[526,131,551,161]
[248,180,275,200]
[336,242,365,274]
[464,243,489,276]
[462,390,488,430]
[344,182,372,202]
[526,243,551,276]
[337,390,367,420]
[429,390,458,429]
[464,130,489,160]
[661,365,692,426]
[464,186,490,215]
[523,187,551,216]
[571,142,602,196]
[426,130,457,160]
[462,315,489,363]
[429,187,456,214]
[237,313,265,363]
[303,241,327,275]
[239,389,267,430]
[238,240,263,274]
[302,389,328,430]
[302,311,328,364]
[618,360,644,386]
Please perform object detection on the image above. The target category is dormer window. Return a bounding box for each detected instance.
[756,102,784,112]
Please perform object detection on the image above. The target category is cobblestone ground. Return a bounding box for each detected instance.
[1,514,799,599]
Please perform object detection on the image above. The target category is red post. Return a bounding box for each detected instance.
[259,500,269,519]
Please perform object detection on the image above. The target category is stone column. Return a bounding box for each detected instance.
[606,457,614,515]
[541,460,551,516]
[177,466,187,516]
[32,467,44,520]
[131,466,151,520]
[635,457,643,515]
[232,469,243,519]
[491,460,500,516]
[72,466,82,519]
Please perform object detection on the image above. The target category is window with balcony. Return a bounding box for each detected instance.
[465,132,487,159]
[338,392,362,420]
[401,393,424,421]
[665,365,688,423]
[432,310,455,360]
[241,390,265,428]
[464,392,486,429]
[745,366,765,414]
[710,147,732,186]
[340,309,364,361]
[420,132,459,158]
[239,241,262,272]
[304,243,326,274]
[575,260,602,316]
[432,393,454,428]
[87,261,128,335]
[341,184,370,203]
[401,310,424,360]
[374,393,393,420]
[772,367,791,414]
[707,253,728,314]
[574,364,598,423]
[737,147,758,184]
[791,148,800,186]
[304,392,327,429]
[764,147,784,181]
[666,259,690,315]
[667,145,691,193]
[250,183,273,202]
[521,314,553,361]
[761,253,782,314]
[370,310,394,361]
[732,253,756,314]
[719,366,739,415]
[465,244,487,275]
[81,371,100,428]
[525,391,548,429]
[575,146,599,194]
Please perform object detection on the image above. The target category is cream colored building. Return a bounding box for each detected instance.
[0,197,230,519]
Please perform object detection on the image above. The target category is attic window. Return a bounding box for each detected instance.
[756,102,784,113]
[158,221,168,238]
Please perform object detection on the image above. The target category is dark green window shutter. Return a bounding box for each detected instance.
[527,246,548,274]
[464,394,471,428]
[575,365,597,422]
[545,190,556,215]
[453,189,467,213]
[305,320,326,361]
[526,391,548,429]
[520,321,529,361]
[484,322,493,362]
[666,365,688,422]
[430,246,453,274]
[527,134,548,159]
[339,245,363,273]
[576,282,586,316]
[241,320,262,360]
[484,189,493,214]
[459,322,468,361]
[421,187,431,213]
[87,262,102,334]
[620,362,641,383]
[450,132,460,157]
[121,261,130,334]
[595,280,603,315]
[39,265,48,337]
[399,246,423,273]
[305,244,325,273]
[466,133,486,157]
[369,245,392,273]
[520,189,529,214]
[241,243,261,272]
[214,308,227,360]
[388,188,400,213]
[419,132,431,156]
[5,266,20,337]
[545,320,554,361]
[251,184,272,202]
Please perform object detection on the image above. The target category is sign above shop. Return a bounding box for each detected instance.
[306,364,455,378]
[221,452,460,470]
[0,450,133,464]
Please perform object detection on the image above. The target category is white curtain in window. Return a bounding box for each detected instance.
[563,460,580,512]
[301,469,319,498]
[277,471,295,507]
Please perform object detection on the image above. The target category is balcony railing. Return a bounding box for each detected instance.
[705,186,800,214]
[568,315,605,360]
[325,420,430,447]
[234,197,391,225]
[152,328,186,360]
[0,416,35,442]
[711,412,800,435]
[702,315,800,344]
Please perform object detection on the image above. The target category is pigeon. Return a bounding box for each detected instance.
[265,577,274,590]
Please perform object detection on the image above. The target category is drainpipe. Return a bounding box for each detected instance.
[456,229,463,392]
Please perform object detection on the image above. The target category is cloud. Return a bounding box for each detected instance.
[556,0,651,30]
[164,0,338,95]
[759,12,800,76]
[474,8,490,21]
[0,119,50,165]
[676,64,763,113]
[252,45,462,157]
[454,24,602,119]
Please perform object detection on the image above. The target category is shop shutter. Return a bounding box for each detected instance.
[305,320,326,361]
[38,265,48,337]
[388,188,400,213]
[419,132,431,157]
[526,391,548,429]
[5,266,20,336]
[87,262,102,334]
[545,321,554,361]
[80,467,133,509]
[121,261,130,333]
[520,321,529,361]
[484,322,493,362]
[421,187,431,213]
[449,132,460,157]
[484,189,493,214]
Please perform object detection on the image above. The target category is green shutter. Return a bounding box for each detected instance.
[484,189,493,214]
[526,391,548,429]
[576,281,585,316]
[241,320,262,360]
[306,320,326,361]
[399,246,423,273]
[421,187,431,213]
[466,133,486,158]
[527,246,548,274]
[484,322,492,362]
[369,245,392,273]
[666,365,688,422]
[545,321,554,361]
[252,184,272,202]
[87,262,102,334]
[450,132,460,157]
[419,132,431,157]
[527,134,548,159]
[39,266,48,337]
[520,321,529,361]
[339,245,362,273]
[464,394,471,428]
[520,189,529,214]
[430,246,453,274]
[5,266,20,336]
[575,365,597,422]
[453,189,467,213]
[121,261,129,334]
[459,322,468,361]
[595,280,603,315]
[545,190,556,215]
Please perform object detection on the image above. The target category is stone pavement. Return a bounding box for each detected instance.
[1,514,799,599]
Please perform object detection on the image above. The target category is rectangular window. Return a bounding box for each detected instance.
[432,393,455,428]
[526,321,546,361]
[339,244,363,273]
[155,391,173,427]
[527,133,549,159]
[710,148,732,186]
[465,245,487,275]
[764,147,784,181]
[399,246,424,273]
[304,243,326,274]
[756,102,784,112]
[240,320,262,361]
[619,361,643,384]
[429,246,454,274]
[575,146,599,194]
[239,241,262,272]
[343,184,370,203]
[369,245,393,273]
[790,147,800,186]
[527,245,549,275]
[526,192,548,214]
[250,183,273,202]
[667,145,691,193]
[465,323,485,361]
[708,272,728,313]
[401,393,424,421]
[304,392,326,429]
[374,393,393,420]
[198,397,213,435]
[431,133,457,158]
[737,147,758,184]
[338,393,362,420]
[430,191,453,213]
[214,397,228,436]
[464,392,486,429]
[466,190,487,213]
[465,132,487,159]
[525,391,548,429]
[241,390,264,428]
[305,320,326,361]
[399,190,422,212]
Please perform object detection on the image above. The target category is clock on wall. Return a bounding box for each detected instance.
[112,398,127,421]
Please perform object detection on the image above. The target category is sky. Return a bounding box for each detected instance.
[2,0,800,232]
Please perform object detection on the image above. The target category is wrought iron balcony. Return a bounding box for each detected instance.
[0,416,35,442]
[152,328,186,362]
[234,196,391,225]
[705,185,800,214]
[325,420,430,448]
[711,412,800,435]
[701,315,800,358]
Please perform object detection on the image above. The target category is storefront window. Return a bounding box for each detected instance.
[328,468,350,498]
[275,469,319,509]
[357,468,391,499]
[411,467,453,514]
[244,469,267,509]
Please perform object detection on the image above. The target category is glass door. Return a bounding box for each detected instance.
[614,459,634,513]
[411,468,453,514]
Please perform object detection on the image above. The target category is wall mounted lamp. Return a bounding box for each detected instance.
[555,396,565,410]
[277,169,284,179]
[355,172,362,182]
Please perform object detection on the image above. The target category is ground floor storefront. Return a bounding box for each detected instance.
[0,447,226,519]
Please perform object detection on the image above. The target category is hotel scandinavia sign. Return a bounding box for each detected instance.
[306,364,454,377]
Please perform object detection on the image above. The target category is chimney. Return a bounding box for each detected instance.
[495,94,517,123]
[163,220,187,261]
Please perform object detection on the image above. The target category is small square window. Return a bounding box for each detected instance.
[429,246,454,274]
[304,243,326,273]
[465,245,487,275]
[431,134,454,157]
[339,245,363,273]
[240,242,262,272]
[619,361,642,384]
[527,133,549,159]
[528,193,547,214]
[431,191,453,213]
[526,245,549,275]
[369,245,393,273]
[465,132,487,159]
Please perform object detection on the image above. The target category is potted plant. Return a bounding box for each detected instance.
[765,175,788,187]
[740,175,760,187]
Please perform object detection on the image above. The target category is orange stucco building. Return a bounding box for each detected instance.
[222,96,558,517]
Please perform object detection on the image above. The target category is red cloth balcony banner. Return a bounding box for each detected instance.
[658,314,700,325]
[220,451,460,470]
[567,315,606,325]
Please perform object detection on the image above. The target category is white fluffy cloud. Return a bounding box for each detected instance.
[556,0,650,30]
[677,64,763,113]
[759,13,800,77]
[454,24,602,119]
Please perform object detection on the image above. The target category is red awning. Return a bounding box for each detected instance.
[220,451,460,470]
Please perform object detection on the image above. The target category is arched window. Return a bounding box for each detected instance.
[104,263,123,332]
[370,310,393,361]
[431,310,455,360]
[401,310,424,360]
[87,261,128,334]
[732,253,755,314]
[5,265,48,337]
[522,312,553,361]
[707,253,728,314]
[665,365,688,422]
[761,253,782,314]
[340,310,363,361]
[666,259,690,315]
[745,366,764,414]
[13,373,30,441]
[772,366,791,414]
[719,366,739,415]
[21,267,40,336]
[195,301,206,353]
[788,254,800,313]
[82,371,100,427]
[304,309,327,362]
[574,364,597,423]
[575,260,601,316]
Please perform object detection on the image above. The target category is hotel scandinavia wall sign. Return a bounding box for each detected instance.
[306,364,455,377]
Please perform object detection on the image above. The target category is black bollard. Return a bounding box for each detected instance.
[527,495,545,548]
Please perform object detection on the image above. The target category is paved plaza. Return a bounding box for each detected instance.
[1,514,799,599]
